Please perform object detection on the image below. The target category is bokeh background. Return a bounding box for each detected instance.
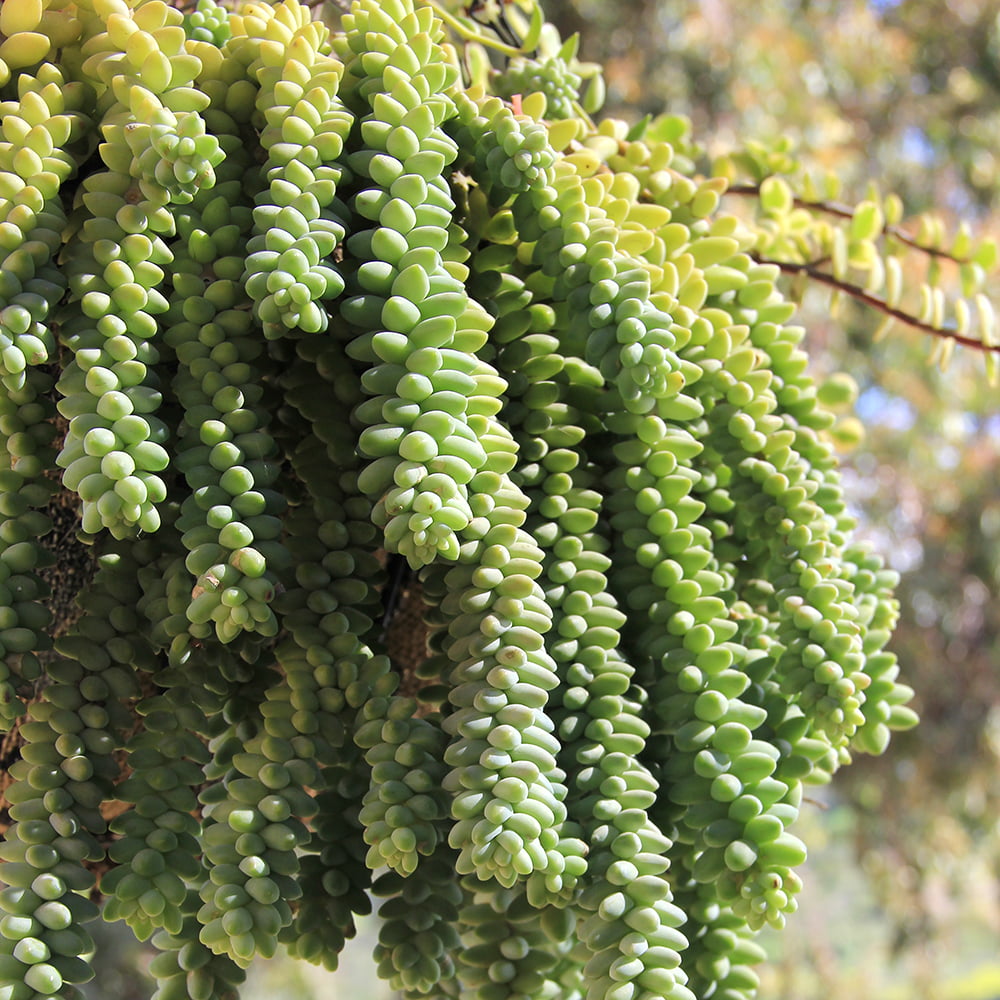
[90,1,1000,996]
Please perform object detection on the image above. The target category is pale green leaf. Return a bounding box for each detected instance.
[521,1,545,51]
[974,237,998,272]
[959,261,985,298]
[849,200,884,243]
[882,192,904,226]
[885,256,903,308]
[977,293,996,347]
[688,236,739,268]
[759,176,793,216]
[951,222,972,260]
[931,287,945,329]
[557,30,579,62]
[831,228,848,279]
[581,71,606,114]
[865,254,885,295]
[917,284,933,324]
[954,298,970,336]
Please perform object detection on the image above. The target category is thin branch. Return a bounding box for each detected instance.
[753,254,1000,353]
[727,183,965,263]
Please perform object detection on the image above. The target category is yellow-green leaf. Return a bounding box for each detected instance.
[974,237,998,272]
[759,176,793,216]
[688,236,739,269]
[849,200,884,243]
[882,192,904,226]
[951,221,972,260]
[954,298,970,337]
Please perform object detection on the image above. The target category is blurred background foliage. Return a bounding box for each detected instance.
[96,1,1000,996]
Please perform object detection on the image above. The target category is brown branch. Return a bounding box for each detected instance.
[753,254,1000,353]
[727,183,965,264]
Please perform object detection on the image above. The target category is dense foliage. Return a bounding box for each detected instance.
[536,3,1000,985]
[0,1,932,999]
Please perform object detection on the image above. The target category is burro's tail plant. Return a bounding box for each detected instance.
[7,0,991,997]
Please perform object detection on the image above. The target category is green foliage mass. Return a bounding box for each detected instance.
[546,0,1000,994]
[0,1,925,999]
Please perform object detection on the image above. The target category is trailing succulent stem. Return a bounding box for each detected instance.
[0,1,925,999]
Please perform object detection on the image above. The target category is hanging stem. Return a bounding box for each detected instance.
[727,184,971,264]
[755,253,1000,352]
